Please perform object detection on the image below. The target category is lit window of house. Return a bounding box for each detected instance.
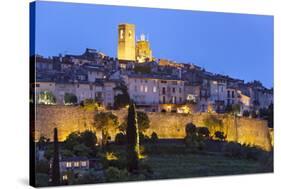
[81,161,87,167]
[74,162,79,167]
[140,85,144,92]
[62,175,68,181]
[66,162,72,168]
[153,86,157,93]
[144,86,148,93]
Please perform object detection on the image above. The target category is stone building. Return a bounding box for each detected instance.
[117,23,136,61]
[136,34,152,63]
[124,73,185,112]
[125,74,160,112]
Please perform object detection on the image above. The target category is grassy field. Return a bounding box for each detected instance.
[107,142,271,180]
[143,153,264,179]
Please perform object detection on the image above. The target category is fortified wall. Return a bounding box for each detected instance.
[35,105,273,151]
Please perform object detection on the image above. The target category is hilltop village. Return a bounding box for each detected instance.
[32,23,273,116]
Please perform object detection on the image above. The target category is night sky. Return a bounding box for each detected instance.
[34,1,273,88]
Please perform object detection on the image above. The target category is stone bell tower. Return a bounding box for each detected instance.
[117,23,136,61]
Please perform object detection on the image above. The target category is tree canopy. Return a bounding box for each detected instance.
[94,112,119,145]
[64,93,78,105]
[38,91,56,105]
[119,111,150,133]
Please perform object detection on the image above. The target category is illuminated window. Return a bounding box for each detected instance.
[66,162,72,168]
[140,85,144,92]
[81,161,87,167]
[62,175,68,181]
[153,86,157,93]
[120,30,124,39]
[144,86,148,93]
[74,162,79,167]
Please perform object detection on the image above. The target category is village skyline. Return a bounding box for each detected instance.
[34,1,273,88]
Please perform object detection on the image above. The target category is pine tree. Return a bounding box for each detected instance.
[52,128,60,185]
[126,102,140,172]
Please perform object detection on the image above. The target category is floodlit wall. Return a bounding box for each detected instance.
[35,105,273,151]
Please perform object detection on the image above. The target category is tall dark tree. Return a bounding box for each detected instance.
[268,103,273,128]
[51,128,60,185]
[118,111,150,133]
[126,103,140,172]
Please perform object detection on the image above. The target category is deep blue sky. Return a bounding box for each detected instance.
[34,1,273,88]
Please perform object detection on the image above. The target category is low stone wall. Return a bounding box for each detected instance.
[35,105,273,151]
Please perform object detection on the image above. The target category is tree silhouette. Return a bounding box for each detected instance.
[126,103,140,172]
[51,128,60,185]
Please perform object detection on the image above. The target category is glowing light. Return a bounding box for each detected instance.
[139,154,147,159]
[105,152,118,161]
[62,175,68,181]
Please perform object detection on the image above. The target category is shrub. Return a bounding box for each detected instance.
[64,93,77,105]
[94,112,119,146]
[136,111,150,133]
[225,104,241,115]
[81,98,99,111]
[150,132,158,144]
[115,133,126,145]
[38,91,56,105]
[139,132,150,144]
[197,127,210,139]
[114,93,130,109]
[251,110,258,118]
[105,167,129,182]
[242,110,250,117]
[214,131,226,141]
[64,130,98,157]
[73,143,92,157]
[80,130,98,149]
[113,84,130,109]
[185,122,196,137]
[184,123,205,151]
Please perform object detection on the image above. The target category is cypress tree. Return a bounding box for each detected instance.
[52,128,60,185]
[126,103,140,172]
